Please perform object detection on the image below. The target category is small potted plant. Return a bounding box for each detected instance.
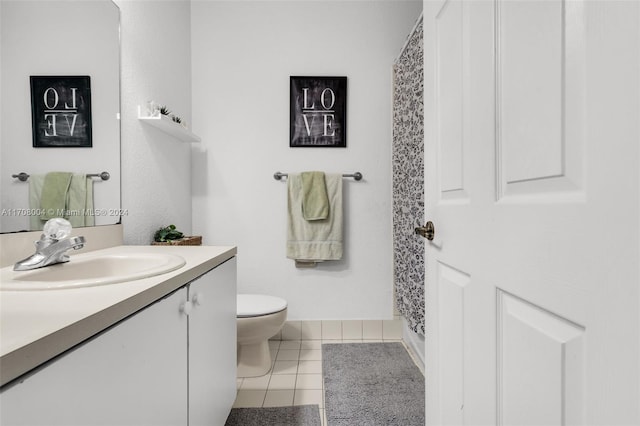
[152,224,202,246]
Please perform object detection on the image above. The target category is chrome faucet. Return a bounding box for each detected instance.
[13,218,86,271]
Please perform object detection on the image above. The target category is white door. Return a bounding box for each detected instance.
[423,0,639,425]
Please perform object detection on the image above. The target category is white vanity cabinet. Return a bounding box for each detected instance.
[0,257,237,426]
[0,287,189,426]
[188,257,237,426]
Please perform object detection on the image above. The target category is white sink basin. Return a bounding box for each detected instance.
[0,253,186,291]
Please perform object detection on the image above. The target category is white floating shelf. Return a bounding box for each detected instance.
[137,105,201,143]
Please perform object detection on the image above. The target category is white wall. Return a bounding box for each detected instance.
[191,1,422,320]
[116,0,193,244]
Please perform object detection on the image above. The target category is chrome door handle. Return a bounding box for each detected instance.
[415,221,435,241]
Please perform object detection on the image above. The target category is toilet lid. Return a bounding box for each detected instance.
[237,294,287,317]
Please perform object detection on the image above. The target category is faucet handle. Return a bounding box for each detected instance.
[42,218,72,240]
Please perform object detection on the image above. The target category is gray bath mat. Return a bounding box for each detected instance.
[323,342,425,426]
[224,404,321,426]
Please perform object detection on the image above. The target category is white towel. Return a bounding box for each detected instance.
[287,173,343,261]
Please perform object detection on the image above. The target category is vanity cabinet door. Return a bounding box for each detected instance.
[188,257,237,426]
[0,288,189,426]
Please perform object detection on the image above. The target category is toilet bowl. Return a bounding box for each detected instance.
[237,294,287,378]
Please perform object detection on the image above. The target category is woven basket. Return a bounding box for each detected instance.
[151,235,202,246]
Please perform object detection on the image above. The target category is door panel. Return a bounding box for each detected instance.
[499,0,564,183]
[498,290,585,426]
[436,0,465,198]
[438,262,470,425]
[497,0,586,200]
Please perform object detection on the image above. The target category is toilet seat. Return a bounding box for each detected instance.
[237,294,287,318]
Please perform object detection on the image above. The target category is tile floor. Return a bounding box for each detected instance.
[232,337,423,426]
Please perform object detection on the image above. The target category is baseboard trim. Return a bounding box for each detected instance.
[401,317,425,373]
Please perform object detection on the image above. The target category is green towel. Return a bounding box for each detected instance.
[29,174,46,231]
[66,174,95,227]
[40,172,72,220]
[301,171,329,221]
[287,173,343,262]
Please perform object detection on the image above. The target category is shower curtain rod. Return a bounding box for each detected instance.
[273,171,363,181]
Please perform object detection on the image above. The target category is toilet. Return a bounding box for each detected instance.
[236,294,287,378]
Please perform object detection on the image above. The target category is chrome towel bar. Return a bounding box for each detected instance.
[12,171,111,182]
[273,171,362,181]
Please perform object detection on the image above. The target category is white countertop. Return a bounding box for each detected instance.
[0,245,237,387]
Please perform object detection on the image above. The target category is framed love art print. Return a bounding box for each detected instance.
[290,76,346,148]
[30,75,92,148]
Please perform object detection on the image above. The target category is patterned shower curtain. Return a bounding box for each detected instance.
[392,19,425,335]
